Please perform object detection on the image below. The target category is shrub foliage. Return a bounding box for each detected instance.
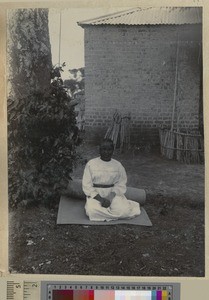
[8,65,78,208]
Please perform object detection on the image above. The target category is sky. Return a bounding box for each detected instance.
[48,7,124,79]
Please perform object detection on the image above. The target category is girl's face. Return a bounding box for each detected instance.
[99,142,114,161]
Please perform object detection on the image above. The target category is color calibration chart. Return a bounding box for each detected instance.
[41,282,180,300]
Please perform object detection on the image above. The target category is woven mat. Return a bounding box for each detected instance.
[57,196,152,226]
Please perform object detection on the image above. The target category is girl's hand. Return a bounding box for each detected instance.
[94,194,110,208]
[101,198,111,208]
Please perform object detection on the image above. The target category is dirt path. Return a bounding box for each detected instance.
[9,145,204,276]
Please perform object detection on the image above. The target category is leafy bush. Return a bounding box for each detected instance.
[8,65,79,208]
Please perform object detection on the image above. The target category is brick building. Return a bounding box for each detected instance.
[78,7,202,145]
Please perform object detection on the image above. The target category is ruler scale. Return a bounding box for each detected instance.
[42,282,180,300]
[5,281,180,300]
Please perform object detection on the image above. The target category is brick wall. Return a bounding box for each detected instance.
[83,24,202,145]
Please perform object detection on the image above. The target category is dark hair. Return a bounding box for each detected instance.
[100,138,114,149]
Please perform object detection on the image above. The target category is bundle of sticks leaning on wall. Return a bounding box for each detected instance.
[105,111,131,152]
[159,128,204,164]
[159,31,204,164]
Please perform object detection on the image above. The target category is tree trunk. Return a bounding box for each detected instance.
[7,8,52,99]
[7,8,53,207]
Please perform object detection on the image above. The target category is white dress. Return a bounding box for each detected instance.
[82,157,141,221]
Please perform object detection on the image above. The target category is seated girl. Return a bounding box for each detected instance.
[82,139,141,221]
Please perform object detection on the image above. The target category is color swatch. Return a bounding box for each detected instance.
[52,290,169,300]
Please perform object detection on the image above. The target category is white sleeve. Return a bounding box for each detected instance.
[112,163,127,196]
[82,163,98,198]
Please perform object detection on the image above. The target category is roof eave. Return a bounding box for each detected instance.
[78,22,202,27]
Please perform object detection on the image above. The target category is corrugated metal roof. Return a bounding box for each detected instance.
[78,7,202,26]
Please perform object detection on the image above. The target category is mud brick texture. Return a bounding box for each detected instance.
[83,24,202,145]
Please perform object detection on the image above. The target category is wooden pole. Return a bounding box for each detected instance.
[58,11,62,66]
[171,31,179,132]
